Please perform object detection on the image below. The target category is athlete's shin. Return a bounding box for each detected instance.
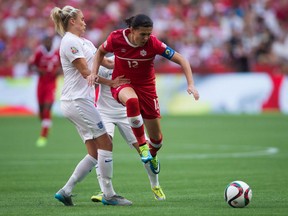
[62,154,97,195]
[126,98,146,144]
[149,136,163,157]
[97,149,116,197]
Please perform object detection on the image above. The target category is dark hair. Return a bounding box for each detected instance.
[125,14,153,29]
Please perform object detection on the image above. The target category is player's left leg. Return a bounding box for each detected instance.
[144,118,163,156]
[36,103,52,147]
[92,119,115,203]
[118,119,165,200]
[144,118,163,174]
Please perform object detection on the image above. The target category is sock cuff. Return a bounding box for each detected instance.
[41,119,52,127]
[149,135,163,146]
[86,154,98,165]
[128,115,143,128]
[98,149,113,157]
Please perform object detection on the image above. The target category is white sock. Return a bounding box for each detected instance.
[62,154,97,195]
[95,164,104,192]
[97,149,116,198]
[144,162,159,188]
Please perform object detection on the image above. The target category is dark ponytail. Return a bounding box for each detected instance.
[125,14,153,29]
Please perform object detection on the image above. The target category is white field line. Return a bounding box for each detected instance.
[163,147,279,160]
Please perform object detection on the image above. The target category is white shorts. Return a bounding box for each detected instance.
[61,99,107,143]
[100,112,137,148]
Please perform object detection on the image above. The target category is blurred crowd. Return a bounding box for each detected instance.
[1,0,288,77]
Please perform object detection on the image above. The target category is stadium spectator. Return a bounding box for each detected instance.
[0,0,288,75]
[50,5,132,206]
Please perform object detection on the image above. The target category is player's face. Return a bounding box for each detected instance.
[43,37,53,51]
[73,12,86,36]
[132,27,153,47]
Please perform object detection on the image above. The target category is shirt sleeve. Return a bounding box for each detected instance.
[151,35,166,54]
[102,32,114,53]
[151,35,175,59]
[63,38,85,63]
[29,48,41,66]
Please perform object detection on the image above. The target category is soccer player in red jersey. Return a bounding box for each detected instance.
[88,14,199,181]
[29,35,62,147]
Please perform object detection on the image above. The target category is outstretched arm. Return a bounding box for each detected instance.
[87,47,129,88]
[170,52,200,100]
[87,46,108,86]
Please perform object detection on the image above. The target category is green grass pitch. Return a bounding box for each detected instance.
[0,114,287,216]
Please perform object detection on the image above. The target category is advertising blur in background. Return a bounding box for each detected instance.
[1,0,288,115]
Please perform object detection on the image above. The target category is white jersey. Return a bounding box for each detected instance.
[60,32,96,101]
[97,63,127,119]
[97,57,137,146]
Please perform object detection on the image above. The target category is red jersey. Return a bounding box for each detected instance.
[103,28,173,119]
[102,28,167,88]
[30,45,61,104]
[30,45,60,89]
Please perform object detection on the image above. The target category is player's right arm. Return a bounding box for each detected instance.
[87,46,108,86]
[72,58,91,78]
[88,47,130,87]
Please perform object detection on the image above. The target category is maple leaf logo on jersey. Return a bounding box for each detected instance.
[71,47,78,54]
[140,49,147,56]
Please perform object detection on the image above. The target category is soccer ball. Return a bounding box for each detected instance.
[224,180,252,208]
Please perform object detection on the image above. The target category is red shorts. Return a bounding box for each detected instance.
[111,84,161,119]
[37,84,56,105]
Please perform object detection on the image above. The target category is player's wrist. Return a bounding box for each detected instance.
[95,75,100,84]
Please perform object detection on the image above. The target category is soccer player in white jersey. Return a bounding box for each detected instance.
[91,56,165,201]
[50,5,131,206]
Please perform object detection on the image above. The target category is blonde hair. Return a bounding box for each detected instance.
[50,6,79,37]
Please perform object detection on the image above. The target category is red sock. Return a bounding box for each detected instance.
[41,109,51,138]
[149,136,163,157]
[41,127,49,137]
[126,98,146,145]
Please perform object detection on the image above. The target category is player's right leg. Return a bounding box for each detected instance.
[56,99,132,206]
[117,87,152,163]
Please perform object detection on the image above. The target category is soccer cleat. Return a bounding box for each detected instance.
[91,192,103,202]
[101,194,132,206]
[150,155,160,174]
[139,144,152,163]
[36,136,47,147]
[152,186,166,201]
[55,189,74,206]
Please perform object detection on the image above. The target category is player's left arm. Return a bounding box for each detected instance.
[162,47,199,100]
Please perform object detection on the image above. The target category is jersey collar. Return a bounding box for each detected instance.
[123,28,139,48]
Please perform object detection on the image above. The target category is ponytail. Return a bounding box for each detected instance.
[50,6,79,37]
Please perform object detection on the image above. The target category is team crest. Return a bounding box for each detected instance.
[140,49,147,56]
[97,121,104,129]
[71,47,78,54]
